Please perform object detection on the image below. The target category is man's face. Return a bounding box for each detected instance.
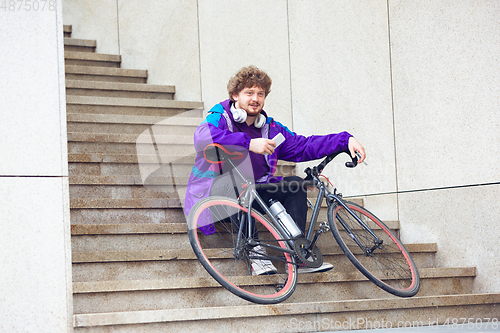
[233,86,265,117]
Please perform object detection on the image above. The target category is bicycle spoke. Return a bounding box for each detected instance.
[188,197,298,304]
[330,201,420,297]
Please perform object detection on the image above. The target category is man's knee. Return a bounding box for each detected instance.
[283,176,307,197]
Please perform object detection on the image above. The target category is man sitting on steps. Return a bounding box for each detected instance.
[184,65,366,275]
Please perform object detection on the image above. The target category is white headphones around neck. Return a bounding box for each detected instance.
[231,104,266,128]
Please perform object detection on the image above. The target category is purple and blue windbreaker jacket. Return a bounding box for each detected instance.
[185,99,352,234]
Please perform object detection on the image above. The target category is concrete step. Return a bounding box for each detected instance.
[69,219,399,252]
[72,231,432,270]
[64,52,121,68]
[72,293,500,332]
[71,251,436,291]
[69,185,186,205]
[73,266,473,295]
[68,159,295,179]
[67,194,357,225]
[72,267,476,315]
[64,37,96,53]
[70,208,186,225]
[66,95,204,117]
[68,169,191,187]
[65,65,147,83]
[64,25,72,37]
[71,219,398,250]
[72,222,187,235]
[70,198,183,209]
[68,153,195,165]
[71,243,436,275]
[68,132,194,145]
[67,113,199,128]
[69,175,186,186]
[67,193,353,228]
[69,184,183,200]
[68,197,360,230]
[67,114,199,141]
[66,80,176,99]
[68,142,195,156]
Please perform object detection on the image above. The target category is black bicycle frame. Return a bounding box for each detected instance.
[326,191,381,253]
[225,156,381,261]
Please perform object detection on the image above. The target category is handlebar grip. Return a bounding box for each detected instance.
[345,154,358,168]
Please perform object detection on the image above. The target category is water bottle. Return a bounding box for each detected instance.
[269,200,302,238]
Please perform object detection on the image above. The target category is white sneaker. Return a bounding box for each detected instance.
[297,262,334,274]
[251,245,278,276]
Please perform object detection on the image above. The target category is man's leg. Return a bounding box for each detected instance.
[256,176,308,233]
[257,176,333,273]
[210,171,258,239]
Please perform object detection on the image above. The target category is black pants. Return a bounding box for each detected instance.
[209,172,308,234]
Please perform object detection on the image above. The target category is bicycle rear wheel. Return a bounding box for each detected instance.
[187,196,298,304]
[328,201,420,297]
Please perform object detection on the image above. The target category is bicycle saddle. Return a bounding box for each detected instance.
[203,143,244,164]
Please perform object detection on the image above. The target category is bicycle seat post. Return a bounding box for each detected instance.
[225,157,251,187]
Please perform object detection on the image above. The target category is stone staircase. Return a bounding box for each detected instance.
[65,25,500,332]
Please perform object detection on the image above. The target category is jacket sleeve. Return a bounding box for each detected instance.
[276,125,352,162]
[194,111,251,153]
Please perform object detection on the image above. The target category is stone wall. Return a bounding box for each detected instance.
[0,3,73,332]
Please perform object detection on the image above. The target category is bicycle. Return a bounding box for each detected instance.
[187,143,420,304]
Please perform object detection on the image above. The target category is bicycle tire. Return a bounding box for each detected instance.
[328,201,420,297]
[187,196,298,304]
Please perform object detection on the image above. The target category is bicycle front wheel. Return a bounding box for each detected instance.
[328,201,420,297]
[187,196,298,304]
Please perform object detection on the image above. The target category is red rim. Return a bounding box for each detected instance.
[334,204,417,292]
[193,199,295,299]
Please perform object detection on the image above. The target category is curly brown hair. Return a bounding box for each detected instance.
[227,66,272,101]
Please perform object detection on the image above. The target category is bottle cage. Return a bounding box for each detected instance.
[203,143,244,164]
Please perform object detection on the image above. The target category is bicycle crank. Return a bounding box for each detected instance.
[294,238,323,268]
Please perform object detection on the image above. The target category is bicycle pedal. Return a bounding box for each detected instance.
[319,221,330,233]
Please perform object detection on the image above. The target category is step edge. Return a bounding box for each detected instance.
[65,80,175,93]
[64,51,122,62]
[69,219,405,236]
[66,95,204,109]
[68,175,189,186]
[67,132,194,144]
[65,65,148,78]
[72,267,477,294]
[71,223,187,235]
[64,37,96,47]
[67,153,195,163]
[66,113,200,125]
[69,198,183,209]
[73,293,500,327]
[71,243,438,263]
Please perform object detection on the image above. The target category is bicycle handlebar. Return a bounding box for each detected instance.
[319,150,358,172]
[304,150,358,180]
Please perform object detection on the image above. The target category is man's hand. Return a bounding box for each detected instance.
[348,137,366,164]
[249,138,276,155]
